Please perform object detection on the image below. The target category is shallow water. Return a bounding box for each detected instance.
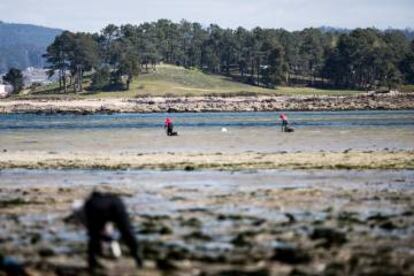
[0,110,413,153]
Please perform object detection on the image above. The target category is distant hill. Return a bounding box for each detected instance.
[0,21,63,73]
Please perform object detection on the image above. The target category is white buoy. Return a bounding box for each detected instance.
[221,127,228,132]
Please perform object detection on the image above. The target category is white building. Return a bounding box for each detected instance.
[0,84,14,98]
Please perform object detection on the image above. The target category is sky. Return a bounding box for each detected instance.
[1,0,413,32]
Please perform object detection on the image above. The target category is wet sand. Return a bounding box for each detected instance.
[2,111,413,155]
[1,127,414,154]
[0,169,413,275]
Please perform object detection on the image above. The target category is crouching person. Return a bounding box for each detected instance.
[69,191,143,271]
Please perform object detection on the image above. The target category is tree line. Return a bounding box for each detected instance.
[42,19,414,93]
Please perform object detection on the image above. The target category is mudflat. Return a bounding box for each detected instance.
[1,110,413,275]
[1,169,413,275]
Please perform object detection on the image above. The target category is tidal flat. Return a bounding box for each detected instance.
[0,110,413,275]
[0,169,413,275]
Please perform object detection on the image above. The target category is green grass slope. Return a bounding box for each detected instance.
[20,64,361,99]
[89,64,277,98]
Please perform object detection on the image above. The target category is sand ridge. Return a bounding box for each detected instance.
[0,150,413,170]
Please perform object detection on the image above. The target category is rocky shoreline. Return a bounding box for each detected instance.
[1,93,414,114]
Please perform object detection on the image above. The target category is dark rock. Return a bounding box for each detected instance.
[289,268,317,276]
[140,214,170,220]
[367,213,392,222]
[0,198,27,208]
[324,262,347,276]
[272,244,311,264]
[165,246,190,261]
[232,232,254,247]
[184,207,209,213]
[285,213,296,223]
[217,214,245,221]
[337,211,362,225]
[184,165,195,171]
[38,247,56,257]
[366,214,400,230]
[379,220,398,230]
[184,231,212,241]
[310,227,347,248]
[159,226,173,235]
[138,221,173,235]
[323,206,334,213]
[30,233,42,244]
[402,210,413,216]
[156,258,178,271]
[216,268,270,276]
[171,196,186,201]
[180,217,202,228]
[252,218,266,226]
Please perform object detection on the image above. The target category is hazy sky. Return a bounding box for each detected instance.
[1,0,413,32]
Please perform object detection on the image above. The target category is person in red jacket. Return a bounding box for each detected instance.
[279,113,289,132]
[164,117,175,136]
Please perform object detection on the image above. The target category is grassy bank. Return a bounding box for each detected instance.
[14,64,362,99]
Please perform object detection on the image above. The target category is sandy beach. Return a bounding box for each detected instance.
[0,150,413,170]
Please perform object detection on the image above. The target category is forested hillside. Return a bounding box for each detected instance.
[43,19,414,93]
[0,21,62,73]
[2,20,412,92]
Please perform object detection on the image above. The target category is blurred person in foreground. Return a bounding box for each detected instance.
[68,191,143,271]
